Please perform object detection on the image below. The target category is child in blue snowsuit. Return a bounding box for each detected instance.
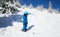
[22,11,29,32]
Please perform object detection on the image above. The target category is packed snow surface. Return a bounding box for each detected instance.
[0,8,60,37]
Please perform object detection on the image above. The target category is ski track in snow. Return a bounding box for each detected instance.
[0,8,60,37]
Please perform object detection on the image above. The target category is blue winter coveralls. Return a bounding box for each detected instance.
[22,11,29,31]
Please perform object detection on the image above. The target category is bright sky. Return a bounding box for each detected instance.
[18,0,60,11]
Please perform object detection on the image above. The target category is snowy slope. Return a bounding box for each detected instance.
[0,8,60,37]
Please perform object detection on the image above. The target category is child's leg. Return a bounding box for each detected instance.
[22,23,27,31]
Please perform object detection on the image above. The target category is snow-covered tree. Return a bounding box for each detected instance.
[53,8,59,14]
[0,0,21,15]
[28,4,33,9]
[48,1,52,13]
[36,5,44,11]
[22,4,27,9]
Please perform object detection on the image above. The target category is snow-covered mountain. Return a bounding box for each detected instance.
[0,0,60,37]
[0,7,60,37]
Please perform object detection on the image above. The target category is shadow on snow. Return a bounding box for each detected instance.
[0,14,23,28]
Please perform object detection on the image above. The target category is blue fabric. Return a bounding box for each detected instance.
[22,23,27,30]
[22,12,28,30]
[23,15,27,23]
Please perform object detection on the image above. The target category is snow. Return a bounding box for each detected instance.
[0,8,60,37]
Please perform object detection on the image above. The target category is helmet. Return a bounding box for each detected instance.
[24,11,28,15]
